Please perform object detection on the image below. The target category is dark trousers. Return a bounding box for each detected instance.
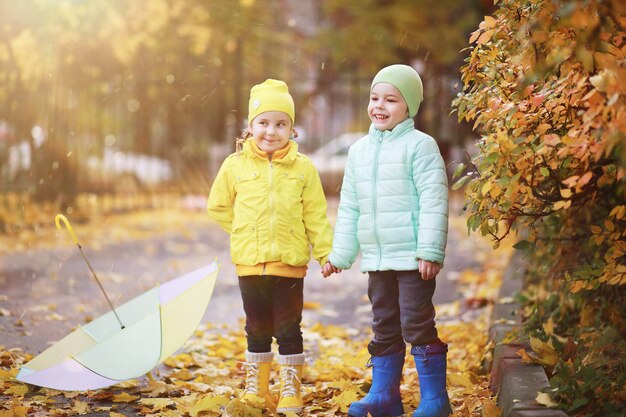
[238,275,304,355]
[367,269,440,357]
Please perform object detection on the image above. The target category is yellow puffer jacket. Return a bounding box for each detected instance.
[207,140,332,277]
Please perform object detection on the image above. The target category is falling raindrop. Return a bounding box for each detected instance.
[127,99,140,112]
[105,134,116,147]
[31,125,45,147]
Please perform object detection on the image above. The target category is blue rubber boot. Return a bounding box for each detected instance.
[411,343,453,417]
[348,350,405,417]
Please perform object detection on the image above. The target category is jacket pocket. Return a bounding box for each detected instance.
[230,221,258,265]
[286,222,310,266]
[234,173,264,215]
[276,172,305,214]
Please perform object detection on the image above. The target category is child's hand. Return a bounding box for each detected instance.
[418,259,441,280]
[322,261,341,278]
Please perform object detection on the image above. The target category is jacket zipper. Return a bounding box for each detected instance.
[372,131,384,269]
[268,160,276,263]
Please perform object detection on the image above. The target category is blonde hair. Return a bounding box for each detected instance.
[235,128,252,154]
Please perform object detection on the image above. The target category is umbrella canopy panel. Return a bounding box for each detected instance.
[16,262,219,390]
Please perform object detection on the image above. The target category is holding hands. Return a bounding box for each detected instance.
[322,261,341,278]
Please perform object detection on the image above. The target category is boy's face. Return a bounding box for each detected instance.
[248,111,293,156]
[368,82,409,131]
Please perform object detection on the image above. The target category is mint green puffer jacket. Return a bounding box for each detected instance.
[328,118,449,272]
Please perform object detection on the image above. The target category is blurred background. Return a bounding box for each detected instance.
[0,0,494,215]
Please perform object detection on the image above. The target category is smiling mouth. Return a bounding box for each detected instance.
[374,114,388,120]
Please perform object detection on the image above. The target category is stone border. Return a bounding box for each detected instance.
[488,251,569,417]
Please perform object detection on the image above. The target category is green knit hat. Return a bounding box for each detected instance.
[371,64,424,117]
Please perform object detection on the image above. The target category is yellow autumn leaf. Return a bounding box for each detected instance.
[0,368,17,381]
[168,369,194,381]
[191,394,230,417]
[516,348,534,364]
[552,200,571,210]
[589,69,617,93]
[529,337,559,366]
[481,182,492,196]
[477,29,496,45]
[536,392,557,407]
[109,413,126,417]
[484,15,497,28]
[448,372,474,388]
[609,205,626,220]
[570,280,587,293]
[331,387,361,412]
[164,352,195,368]
[4,384,28,397]
[469,29,481,44]
[481,397,501,417]
[222,398,262,417]
[543,317,555,336]
[537,123,551,134]
[490,184,502,198]
[71,400,91,414]
[139,398,175,410]
[559,188,572,198]
[111,392,139,403]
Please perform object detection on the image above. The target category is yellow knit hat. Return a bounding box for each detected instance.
[248,79,295,125]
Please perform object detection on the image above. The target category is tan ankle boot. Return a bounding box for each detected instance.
[241,351,274,407]
[277,353,305,414]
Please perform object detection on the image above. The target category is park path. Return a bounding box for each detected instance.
[0,197,476,355]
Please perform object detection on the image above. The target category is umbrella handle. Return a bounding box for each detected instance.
[54,213,126,329]
[55,214,79,246]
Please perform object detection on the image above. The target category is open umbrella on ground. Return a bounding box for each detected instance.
[15,215,219,391]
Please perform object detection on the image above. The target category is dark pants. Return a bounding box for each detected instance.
[367,269,440,357]
[238,275,304,355]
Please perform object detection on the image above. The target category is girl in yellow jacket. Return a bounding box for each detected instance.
[207,79,333,414]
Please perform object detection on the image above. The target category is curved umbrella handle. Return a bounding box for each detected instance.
[55,214,79,246]
[54,213,125,329]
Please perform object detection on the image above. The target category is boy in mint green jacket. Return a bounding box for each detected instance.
[323,64,451,417]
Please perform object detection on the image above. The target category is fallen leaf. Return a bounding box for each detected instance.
[111,392,139,403]
[536,392,557,407]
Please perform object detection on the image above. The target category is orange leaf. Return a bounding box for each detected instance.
[477,29,496,45]
[577,171,593,187]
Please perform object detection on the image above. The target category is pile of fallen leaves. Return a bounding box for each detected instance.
[0,196,510,416]
[0,314,499,417]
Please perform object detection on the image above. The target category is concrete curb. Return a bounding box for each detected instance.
[488,251,569,417]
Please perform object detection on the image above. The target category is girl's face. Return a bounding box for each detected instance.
[368,82,409,131]
[248,111,293,156]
